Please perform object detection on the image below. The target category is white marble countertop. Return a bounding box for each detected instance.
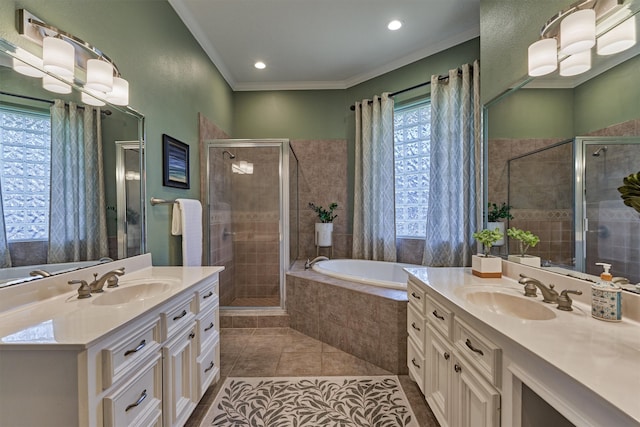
[0,256,223,350]
[405,266,640,424]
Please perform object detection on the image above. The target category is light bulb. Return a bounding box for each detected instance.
[85,59,113,93]
[12,49,45,78]
[597,17,636,55]
[105,76,129,106]
[81,88,106,106]
[42,74,72,94]
[560,9,596,55]
[560,50,591,76]
[42,36,75,78]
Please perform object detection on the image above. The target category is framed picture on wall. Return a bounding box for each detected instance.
[162,134,190,189]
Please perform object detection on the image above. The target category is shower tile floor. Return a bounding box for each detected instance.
[185,327,440,427]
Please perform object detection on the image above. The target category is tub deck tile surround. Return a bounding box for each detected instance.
[286,261,408,374]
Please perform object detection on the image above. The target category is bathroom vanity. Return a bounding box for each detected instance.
[0,254,223,427]
[406,262,640,427]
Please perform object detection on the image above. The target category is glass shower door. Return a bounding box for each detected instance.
[578,137,640,282]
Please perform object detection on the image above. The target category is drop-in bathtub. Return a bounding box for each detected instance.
[311,258,421,290]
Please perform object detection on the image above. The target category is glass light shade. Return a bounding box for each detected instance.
[597,18,636,55]
[42,37,75,78]
[85,59,113,92]
[528,39,558,76]
[12,49,45,78]
[81,89,106,106]
[560,50,591,76]
[42,74,72,94]
[105,76,129,106]
[560,9,596,55]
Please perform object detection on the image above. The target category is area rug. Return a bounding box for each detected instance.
[201,376,418,427]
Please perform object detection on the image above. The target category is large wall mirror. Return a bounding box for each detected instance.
[485,0,640,286]
[0,37,146,287]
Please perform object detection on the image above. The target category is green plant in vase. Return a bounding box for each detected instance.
[506,227,540,257]
[487,202,513,222]
[308,202,338,223]
[473,228,504,257]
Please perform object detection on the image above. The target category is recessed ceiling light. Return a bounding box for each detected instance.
[387,20,402,31]
[254,61,266,69]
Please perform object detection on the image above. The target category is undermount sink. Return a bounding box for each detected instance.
[92,282,172,306]
[458,287,556,320]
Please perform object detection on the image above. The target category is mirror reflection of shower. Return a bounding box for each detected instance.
[223,150,254,175]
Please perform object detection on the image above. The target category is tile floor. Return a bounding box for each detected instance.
[185,327,440,427]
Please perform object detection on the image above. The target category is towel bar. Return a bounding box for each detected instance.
[150,197,176,206]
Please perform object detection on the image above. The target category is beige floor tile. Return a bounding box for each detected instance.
[252,327,291,336]
[242,335,291,355]
[229,353,280,377]
[275,352,322,376]
[321,342,342,352]
[321,351,370,376]
[283,334,323,353]
[221,328,256,336]
[220,335,252,354]
[220,353,239,377]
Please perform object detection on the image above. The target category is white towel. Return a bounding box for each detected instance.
[171,198,203,266]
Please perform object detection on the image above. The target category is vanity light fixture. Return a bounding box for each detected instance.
[11,48,45,78]
[527,0,638,77]
[387,20,403,31]
[14,9,130,106]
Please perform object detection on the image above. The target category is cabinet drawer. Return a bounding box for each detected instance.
[196,306,219,355]
[426,295,453,339]
[195,280,219,313]
[407,337,425,393]
[407,303,426,352]
[453,317,502,387]
[196,336,220,399]
[161,294,196,341]
[102,317,161,389]
[408,279,426,314]
[103,354,162,427]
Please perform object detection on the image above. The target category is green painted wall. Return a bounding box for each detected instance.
[1,0,234,266]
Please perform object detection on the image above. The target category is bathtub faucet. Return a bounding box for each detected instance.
[305,256,329,270]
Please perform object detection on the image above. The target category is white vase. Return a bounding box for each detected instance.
[472,254,502,278]
[507,254,541,268]
[315,223,333,247]
[487,221,505,246]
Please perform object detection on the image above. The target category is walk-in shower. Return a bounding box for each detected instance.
[206,139,298,309]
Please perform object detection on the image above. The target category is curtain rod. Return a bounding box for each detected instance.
[0,91,112,115]
[349,68,465,111]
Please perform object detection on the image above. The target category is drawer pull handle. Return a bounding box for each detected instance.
[125,389,147,412]
[204,322,215,332]
[189,331,196,339]
[204,361,215,373]
[411,358,421,369]
[432,310,445,321]
[173,309,187,321]
[203,291,214,299]
[411,322,421,331]
[124,340,146,356]
[465,339,484,356]
[444,352,450,360]
[454,364,462,373]
[411,292,421,300]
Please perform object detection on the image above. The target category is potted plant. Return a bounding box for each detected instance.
[309,202,338,247]
[471,228,504,278]
[487,202,512,246]
[506,227,541,267]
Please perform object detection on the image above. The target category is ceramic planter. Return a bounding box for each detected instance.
[487,221,505,246]
[472,254,502,278]
[315,223,333,247]
[507,254,541,268]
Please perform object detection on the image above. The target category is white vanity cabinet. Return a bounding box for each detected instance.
[408,277,501,427]
[0,267,221,427]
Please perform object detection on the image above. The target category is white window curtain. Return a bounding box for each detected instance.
[423,61,482,267]
[0,181,11,268]
[48,100,108,263]
[352,93,397,261]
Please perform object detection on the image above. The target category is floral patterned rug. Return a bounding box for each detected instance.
[202,376,418,427]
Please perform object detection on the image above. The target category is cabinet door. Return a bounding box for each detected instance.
[163,324,197,427]
[451,354,500,427]
[425,325,452,427]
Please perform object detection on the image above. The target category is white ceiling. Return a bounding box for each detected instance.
[168,0,480,91]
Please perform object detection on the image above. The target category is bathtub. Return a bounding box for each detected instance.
[312,259,420,290]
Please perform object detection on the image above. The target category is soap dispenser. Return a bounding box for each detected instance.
[591,262,622,322]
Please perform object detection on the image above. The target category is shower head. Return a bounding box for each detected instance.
[223,150,236,159]
[592,146,608,157]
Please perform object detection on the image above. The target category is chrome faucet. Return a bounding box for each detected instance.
[29,269,52,277]
[305,256,329,270]
[89,268,125,293]
[518,274,558,303]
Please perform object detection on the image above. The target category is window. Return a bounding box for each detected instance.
[394,101,431,238]
[0,108,51,241]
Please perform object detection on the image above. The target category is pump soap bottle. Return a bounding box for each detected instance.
[591,262,622,322]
